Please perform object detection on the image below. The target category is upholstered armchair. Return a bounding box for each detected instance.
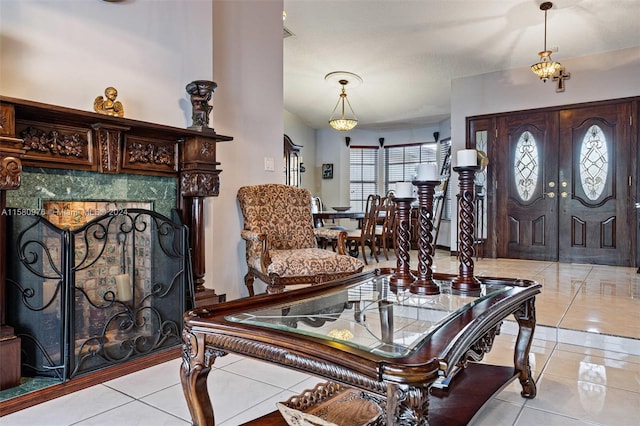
[237,184,364,296]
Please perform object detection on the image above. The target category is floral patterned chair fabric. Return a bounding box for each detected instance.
[237,184,364,295]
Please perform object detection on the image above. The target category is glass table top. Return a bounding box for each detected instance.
[225,274,513,358]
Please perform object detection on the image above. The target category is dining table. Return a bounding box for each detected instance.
[312,210,365,228]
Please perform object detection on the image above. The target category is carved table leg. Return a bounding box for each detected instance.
[386,383,431,426]
[181,328,225,426]
[513,298,537,398]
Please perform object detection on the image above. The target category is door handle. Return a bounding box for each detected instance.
[560,191,568,198]
[545,192,556,198]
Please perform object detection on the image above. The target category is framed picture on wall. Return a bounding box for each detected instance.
[322,163,333,179]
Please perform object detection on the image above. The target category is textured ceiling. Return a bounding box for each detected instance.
[283,0,640,130]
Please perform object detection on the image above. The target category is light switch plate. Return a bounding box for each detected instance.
[264,157,275,172]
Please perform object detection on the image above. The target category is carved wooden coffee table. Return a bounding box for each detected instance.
[181,269,541,425]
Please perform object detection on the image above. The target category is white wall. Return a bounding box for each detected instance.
[1,0,285,300]
[0,0,212,127]
[210,0,283,299]
[448,46,640,251]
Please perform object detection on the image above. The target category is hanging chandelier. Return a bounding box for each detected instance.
[328,79,357,131]
[326,72,361,131]
[531,2,563,82]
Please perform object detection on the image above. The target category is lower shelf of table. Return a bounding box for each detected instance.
[241,363,518,426]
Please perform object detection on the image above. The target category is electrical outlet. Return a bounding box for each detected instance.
[264,157,275,172]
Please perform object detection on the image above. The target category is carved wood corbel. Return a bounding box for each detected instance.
[92,123,130,174]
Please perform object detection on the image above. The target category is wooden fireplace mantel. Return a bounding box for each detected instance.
[0,95,232,392]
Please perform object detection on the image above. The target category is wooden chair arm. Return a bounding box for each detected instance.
[335,230,348,255]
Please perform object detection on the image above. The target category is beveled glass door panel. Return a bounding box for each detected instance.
[578,124,609,201]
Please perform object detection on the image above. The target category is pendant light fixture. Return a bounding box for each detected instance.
[326,72,361,131]
[531,2,563,82]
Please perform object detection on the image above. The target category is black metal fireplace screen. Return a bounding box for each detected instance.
[5,208,189,381]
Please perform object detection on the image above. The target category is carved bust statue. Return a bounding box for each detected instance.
[94,87,124,117]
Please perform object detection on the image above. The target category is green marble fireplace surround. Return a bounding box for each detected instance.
[6,167,177,218]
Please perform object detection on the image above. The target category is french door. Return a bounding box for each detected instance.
[499,111,558,261]
[557,103,633,265]
[495,101,634,265]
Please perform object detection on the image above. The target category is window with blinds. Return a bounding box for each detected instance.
[349,141,452,219]
[383,143,437,194]
[349,147,378,212]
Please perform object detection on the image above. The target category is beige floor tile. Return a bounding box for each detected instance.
[515,406,596,426]
[543,349,640,393]
[469,399,522,425]
[525,372,640,424]
[557,343,640,364]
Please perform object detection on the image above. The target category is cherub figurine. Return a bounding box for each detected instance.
[186,80,217,130]
[94,87,124,117]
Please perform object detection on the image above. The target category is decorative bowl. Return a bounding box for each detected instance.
[331,206,351,212]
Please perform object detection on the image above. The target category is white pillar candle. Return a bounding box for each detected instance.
[395,182,414,198]
[115,274,132,302]
[457,149,478,167]
[416,163,438,181]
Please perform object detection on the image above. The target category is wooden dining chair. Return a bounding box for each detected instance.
[375,196,396,260]
[345,194,381,265]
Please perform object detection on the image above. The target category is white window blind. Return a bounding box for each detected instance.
[384,143,437,193]
[349,147,378,212]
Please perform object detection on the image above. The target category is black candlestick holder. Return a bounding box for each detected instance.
[452,165,482,291]
[410,180,440,295]
[390,196,416,288]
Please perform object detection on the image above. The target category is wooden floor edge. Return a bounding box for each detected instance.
[0,346,182,417]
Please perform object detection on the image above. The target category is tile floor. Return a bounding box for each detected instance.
[1,251,639,425]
